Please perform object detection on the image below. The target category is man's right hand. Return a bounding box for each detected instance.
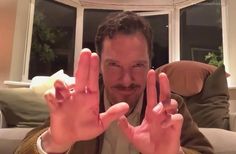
[42,49,129,153]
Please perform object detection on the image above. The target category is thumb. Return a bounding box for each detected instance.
[100,102,129,130]
[118,116,134,142]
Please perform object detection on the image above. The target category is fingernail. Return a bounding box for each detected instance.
[153,102,163,113]
[81,48,91,52]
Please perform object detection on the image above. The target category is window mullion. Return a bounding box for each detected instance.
[22,0,36,81]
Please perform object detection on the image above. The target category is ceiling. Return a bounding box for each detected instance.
[64,0,206,10]
[80,0,203,8]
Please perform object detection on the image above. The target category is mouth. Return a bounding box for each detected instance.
[112,87,139,96]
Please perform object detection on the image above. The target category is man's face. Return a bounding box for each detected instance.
[100,32,150,110]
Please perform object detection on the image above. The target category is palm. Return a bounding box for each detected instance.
[119,70,183,154]
[124,113,181,154]
[50,88,101,143]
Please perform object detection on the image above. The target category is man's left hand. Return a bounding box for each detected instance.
[118,70,183,154]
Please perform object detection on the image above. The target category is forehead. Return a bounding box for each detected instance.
[101,32,149,62]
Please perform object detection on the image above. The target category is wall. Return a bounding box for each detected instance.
[227,0,236,112]
[227,0,236,87]
[0,0,17,88]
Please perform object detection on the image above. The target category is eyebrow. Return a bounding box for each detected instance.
[104,59,118,64]
[104,58,148,65]
[134,60,149,64]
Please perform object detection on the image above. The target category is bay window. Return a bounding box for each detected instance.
[17,0,227,81]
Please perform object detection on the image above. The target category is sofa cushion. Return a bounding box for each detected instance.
[184,65,230,129]
[155,60,229,97]
[0,88,49,127]
[0,128,33,154]
[200,128,236,154]
[30,69,71,98]
[0,70,75,128]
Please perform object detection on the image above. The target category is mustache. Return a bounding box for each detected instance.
[112,83,140,90]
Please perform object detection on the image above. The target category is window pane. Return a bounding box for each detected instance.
[180,0,223,66]
[28,0,76,79]
[83,9,121,51]
[83,10,169,69]
[145,15,169,69]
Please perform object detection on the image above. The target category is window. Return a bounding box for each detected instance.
[83,9,169,69]
[82,9,121,51]
[21,0,227,82]
[27,0,76,79]
[145,14,169,69]
[180,0,223,66]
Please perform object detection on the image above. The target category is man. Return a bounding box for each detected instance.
[15,11,214,154]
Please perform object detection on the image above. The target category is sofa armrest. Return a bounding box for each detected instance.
[199,128,236,154]
[230,112,236,132]
[0,127,33,154]
[0,110,7,128]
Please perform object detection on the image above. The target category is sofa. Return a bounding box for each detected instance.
[1,63,236,154]
[0,70,67,154]
[156,61,236,154]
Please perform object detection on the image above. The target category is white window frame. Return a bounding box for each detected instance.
[136,11,175,63]
[21,0,229,82]
[22,0,82,81]
[174,0,229,71]
[221,0,230,74]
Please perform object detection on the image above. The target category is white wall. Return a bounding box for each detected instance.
[0,0,17,88]
[227,0,236,87]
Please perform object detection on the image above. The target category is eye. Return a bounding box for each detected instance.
[133,63,145,68]
[108,62,120,67]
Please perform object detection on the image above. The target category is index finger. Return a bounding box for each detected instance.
[159,73,171,103]
[88,52,99,92]
[75,48,91,92]
[146,69,157,114]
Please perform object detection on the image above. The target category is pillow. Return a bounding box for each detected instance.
[155,60,229,97]
[0,88,49,127]
[30,69,72,98]
[184,65,230,129]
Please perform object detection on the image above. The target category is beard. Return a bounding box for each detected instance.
[105,83,144,113]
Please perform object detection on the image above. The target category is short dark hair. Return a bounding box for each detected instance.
[95,11,153,60]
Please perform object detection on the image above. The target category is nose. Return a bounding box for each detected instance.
[120,69,134,87]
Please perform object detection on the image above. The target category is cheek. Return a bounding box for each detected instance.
[103,65,122,77]
[132,69,149,82]
[102,66,121,83]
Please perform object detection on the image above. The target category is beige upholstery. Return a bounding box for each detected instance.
[0,127,33,154]
[200,128,236,154]
[230,112,236,131]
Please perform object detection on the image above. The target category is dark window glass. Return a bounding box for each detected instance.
[83,9,169,69]
[82,9,121,51]
[28,0,76,79]
[145,15,169,69]
[180,0,223,66]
